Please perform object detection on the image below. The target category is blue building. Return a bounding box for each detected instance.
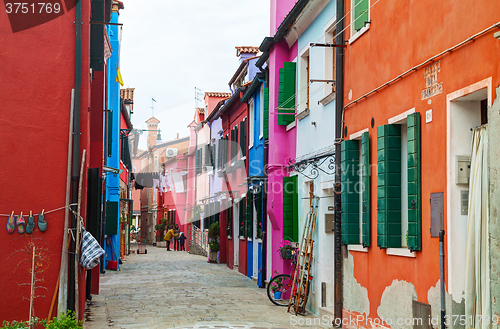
[103,3,123,269]
[241,70,267,287]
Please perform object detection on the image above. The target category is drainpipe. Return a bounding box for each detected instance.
[439,230,446,329]
[333,0,345,323]
[68,0,82,314]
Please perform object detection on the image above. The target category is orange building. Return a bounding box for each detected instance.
[339,0,500,326]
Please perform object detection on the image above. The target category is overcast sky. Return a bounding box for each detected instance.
[119,0,270,149]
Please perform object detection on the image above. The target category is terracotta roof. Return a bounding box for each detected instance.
[235,46,259,57]
[205,92,231,98]
[120,88,135,101]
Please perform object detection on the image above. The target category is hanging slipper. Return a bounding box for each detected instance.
[38,209,47,232]
[26,211,35,234]
[6,211,15,234]
[16,212,25,234]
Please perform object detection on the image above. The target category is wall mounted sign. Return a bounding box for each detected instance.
[421,61,443,100]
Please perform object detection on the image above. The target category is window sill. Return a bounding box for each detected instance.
[259,134,263,140]
[349,23,370,44]
[320,92,336,106]
[286,120,296,131]
[247,237,252,242]
[386,248,416,258]
[255,238,263,243]
[296,108,310,121]
[239,236,246,240]
[249,144,254,150]
[227,235,232,239]
[347,245,368,252]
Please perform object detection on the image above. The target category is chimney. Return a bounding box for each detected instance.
[235,46,259,64]
[177,133,179,139]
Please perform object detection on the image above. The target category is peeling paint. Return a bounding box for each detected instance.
[343,251,370,316]
[427,279,465,329]
[377,280,417,329]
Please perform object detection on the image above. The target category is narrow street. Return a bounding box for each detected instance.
[84,246,332,329]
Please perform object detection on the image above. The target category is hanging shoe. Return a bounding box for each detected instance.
[6,211,15,234]
[38,209,47,232]
[26,211,35,234]
[16,212,25,234]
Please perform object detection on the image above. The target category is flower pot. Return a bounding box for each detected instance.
[280,249,294,260]
[209,250,218,263]
[274,291,282,300]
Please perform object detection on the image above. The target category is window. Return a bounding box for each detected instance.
[195,148,202,175]
[263,87,269,139]
[255,187,264,239]
[154,155,158,170]
[323,20,337,100]
[239,196,246,237]
[249,100,254,149]
[245,191,253,238]
[340,132,370,246]
[240,118,247,161]
[350,0,370,43]
[226,202,233,237]
[376,112,421,251]
[298,50,310,115]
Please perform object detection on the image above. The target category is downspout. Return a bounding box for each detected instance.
[440,230,446,329]
[258,78,267,289]
[68,0,82,314]
[333,0,344,322]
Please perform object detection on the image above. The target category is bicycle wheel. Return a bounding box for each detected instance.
[267,274,293,306]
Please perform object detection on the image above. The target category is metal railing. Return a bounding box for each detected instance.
[187,223,209,255]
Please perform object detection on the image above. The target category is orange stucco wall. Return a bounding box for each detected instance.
[343,0,500,320]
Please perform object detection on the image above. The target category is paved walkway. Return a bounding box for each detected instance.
[84,245,332,329]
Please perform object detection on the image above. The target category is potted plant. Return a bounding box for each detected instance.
[277,240,295,260]
[208,221,220,263]
[270,271,284,300]
[155,218,167,247]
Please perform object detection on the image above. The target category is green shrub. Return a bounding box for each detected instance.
[45,311,82,329]
[208,221,220,252]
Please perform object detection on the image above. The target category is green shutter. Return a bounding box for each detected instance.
[204,144,210,167]
[377,124,401,248]
[283,176,298,242]
[240,119,246,159]
[278,62,296,126]
[256,188,263,239]
[407,113,421,251]
[239,197,245,237]
[245,191,253,238]
[340,140,360,245]
[264,87,269,139]
[361,132,370,247]
[105,201,119,235]
[354,0,369,31]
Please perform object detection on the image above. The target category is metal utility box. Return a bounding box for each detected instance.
[325,214,335,233]
[430,192,444,238]
[456,155,471,184]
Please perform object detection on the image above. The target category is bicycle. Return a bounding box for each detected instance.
[266,249,311,308]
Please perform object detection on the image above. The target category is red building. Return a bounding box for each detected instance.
[0,0,114,321]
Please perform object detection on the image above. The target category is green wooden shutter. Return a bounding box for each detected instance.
[264,87,269,139]
[278,62,296,126]
[239,197,245,237]
[283,176,298,242]
[377,124,401,248]
[256,188,263,239]
[240,119,246,159]
[105,201,119,235]
[340,140,360,245]
[354,0,369,31]
[361,132,370,247]
[245,191,253,238]
[204,144,210,167]
[407,113,421,251]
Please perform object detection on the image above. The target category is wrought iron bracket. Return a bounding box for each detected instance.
[286,152,336,180]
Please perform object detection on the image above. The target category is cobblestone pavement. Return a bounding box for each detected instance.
[84,245,333,329]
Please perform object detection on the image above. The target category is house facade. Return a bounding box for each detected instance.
[340,0,500,326]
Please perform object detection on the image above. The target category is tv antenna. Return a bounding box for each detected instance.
[151,98,156,117]
[194,87,203,108]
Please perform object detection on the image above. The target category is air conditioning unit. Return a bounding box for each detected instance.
[166,148,178,158]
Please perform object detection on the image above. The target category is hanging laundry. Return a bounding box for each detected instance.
[165,174,174,191]
[172,173,185,193]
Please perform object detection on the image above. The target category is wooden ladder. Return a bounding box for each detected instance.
[288,196,319,315]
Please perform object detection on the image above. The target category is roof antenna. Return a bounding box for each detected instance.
[151,98,156,117]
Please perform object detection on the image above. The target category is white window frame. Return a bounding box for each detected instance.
[298,46,310,116]
[386,108,416,257]
[259,84,264,140]
[349,0,371,44]
[322,16,337,104]
[249,99,254,149]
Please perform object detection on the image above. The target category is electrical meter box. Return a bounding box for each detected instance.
[456,155,471,184]
[325,214,335,233]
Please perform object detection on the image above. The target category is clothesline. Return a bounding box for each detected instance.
[0,205,68,217]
